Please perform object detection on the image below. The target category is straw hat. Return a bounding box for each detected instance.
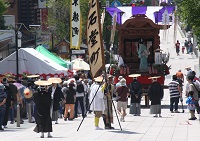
[23,88,33,99]
[148,76,161,82]
[129,74,141,78]
[148,76,161,79]
[34,80,52,86]
[48,78,62,84]
[185,66,191,69]
[94,76,104,82]
[27,75,40,78]
[7,78,16,82]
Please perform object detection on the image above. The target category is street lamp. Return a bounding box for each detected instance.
[29,25,41,48]
[15,31,22,80]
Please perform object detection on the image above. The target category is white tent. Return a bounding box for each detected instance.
[0,48,68,75]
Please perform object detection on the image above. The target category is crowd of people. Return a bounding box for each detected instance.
[0,67,200,137]
[175,39,194,55]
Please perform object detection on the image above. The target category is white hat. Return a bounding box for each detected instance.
[34,80,52,86]
[118,76,123,81]
[129,74,141,78]
[48,78,62,84]
[120,78,126,86]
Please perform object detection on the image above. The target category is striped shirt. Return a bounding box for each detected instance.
[168,80,180,98]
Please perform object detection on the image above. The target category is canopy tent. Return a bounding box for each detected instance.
[0,48,68,77]
[71,58,90,70]
[106,6,175,24]
[36,45,67,68]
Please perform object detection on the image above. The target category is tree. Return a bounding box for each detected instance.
[0,0,9,29]
[175,0,200,40]
[47,0,70,42]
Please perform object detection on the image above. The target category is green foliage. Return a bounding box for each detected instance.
[175,0,200,39]
[0,0,9,29]
[0,0,9,16]
[47,0,70,42]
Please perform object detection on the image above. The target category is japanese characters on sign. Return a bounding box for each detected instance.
[87,0,105,78]
[70,0,82,49]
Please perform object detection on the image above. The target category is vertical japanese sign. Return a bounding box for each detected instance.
[70,0,82,50]
[87,0,105,78]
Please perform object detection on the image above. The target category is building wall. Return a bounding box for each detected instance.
[56,41,70,59]
[6,0,19,24]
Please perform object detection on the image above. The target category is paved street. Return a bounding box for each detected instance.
[1,25,200,141]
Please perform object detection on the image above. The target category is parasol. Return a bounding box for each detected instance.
[71,58,90,70]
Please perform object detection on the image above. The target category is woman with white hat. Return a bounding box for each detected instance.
[89,76,105,130]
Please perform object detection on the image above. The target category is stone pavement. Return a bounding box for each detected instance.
[1,25,200,141]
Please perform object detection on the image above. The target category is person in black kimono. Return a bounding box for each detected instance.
[130,75,142,116]
[148,77,164,117]
[33,80,52,138]
[48,78,64,124]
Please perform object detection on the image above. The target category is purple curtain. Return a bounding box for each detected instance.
[132,6,147,15]
[153,6,175,23]
[106,7,124,25]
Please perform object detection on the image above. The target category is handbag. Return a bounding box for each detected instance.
[113,86,125,102]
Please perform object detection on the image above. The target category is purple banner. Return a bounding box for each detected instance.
[154,6,175,23]
[132,6,147,15]
[106,7,124,25]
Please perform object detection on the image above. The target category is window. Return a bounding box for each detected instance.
[61,46,67,53]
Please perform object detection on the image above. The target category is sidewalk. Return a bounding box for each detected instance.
[1,26,200,141]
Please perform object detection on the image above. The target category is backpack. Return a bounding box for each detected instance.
[76,83,84,93]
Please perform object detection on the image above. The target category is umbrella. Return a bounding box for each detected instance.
[13,82,25,90]
[71,58,90,70]
[72,64,83,71]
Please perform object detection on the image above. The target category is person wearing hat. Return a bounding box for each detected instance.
[33,80,53,138]
[89,76,105,130]
[115,76,124,88]
[116,78,130,122]
[129,76,142,116]
[148,77,164,117]
[48,78,64,124]
[185,66,193,80]
[62,80,76,120]
[102,75,115,129]
[0,83,6,131]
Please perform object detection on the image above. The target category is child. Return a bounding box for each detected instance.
[186,91,197,120]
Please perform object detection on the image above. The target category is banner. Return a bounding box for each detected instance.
[87,0,105,78]
[70,0,82,50]
[110,11,117,45]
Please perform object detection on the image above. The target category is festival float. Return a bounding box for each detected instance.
[106,6,174,105]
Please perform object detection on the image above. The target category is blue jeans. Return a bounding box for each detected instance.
[170,97,179,111]
[0,108,6,128]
